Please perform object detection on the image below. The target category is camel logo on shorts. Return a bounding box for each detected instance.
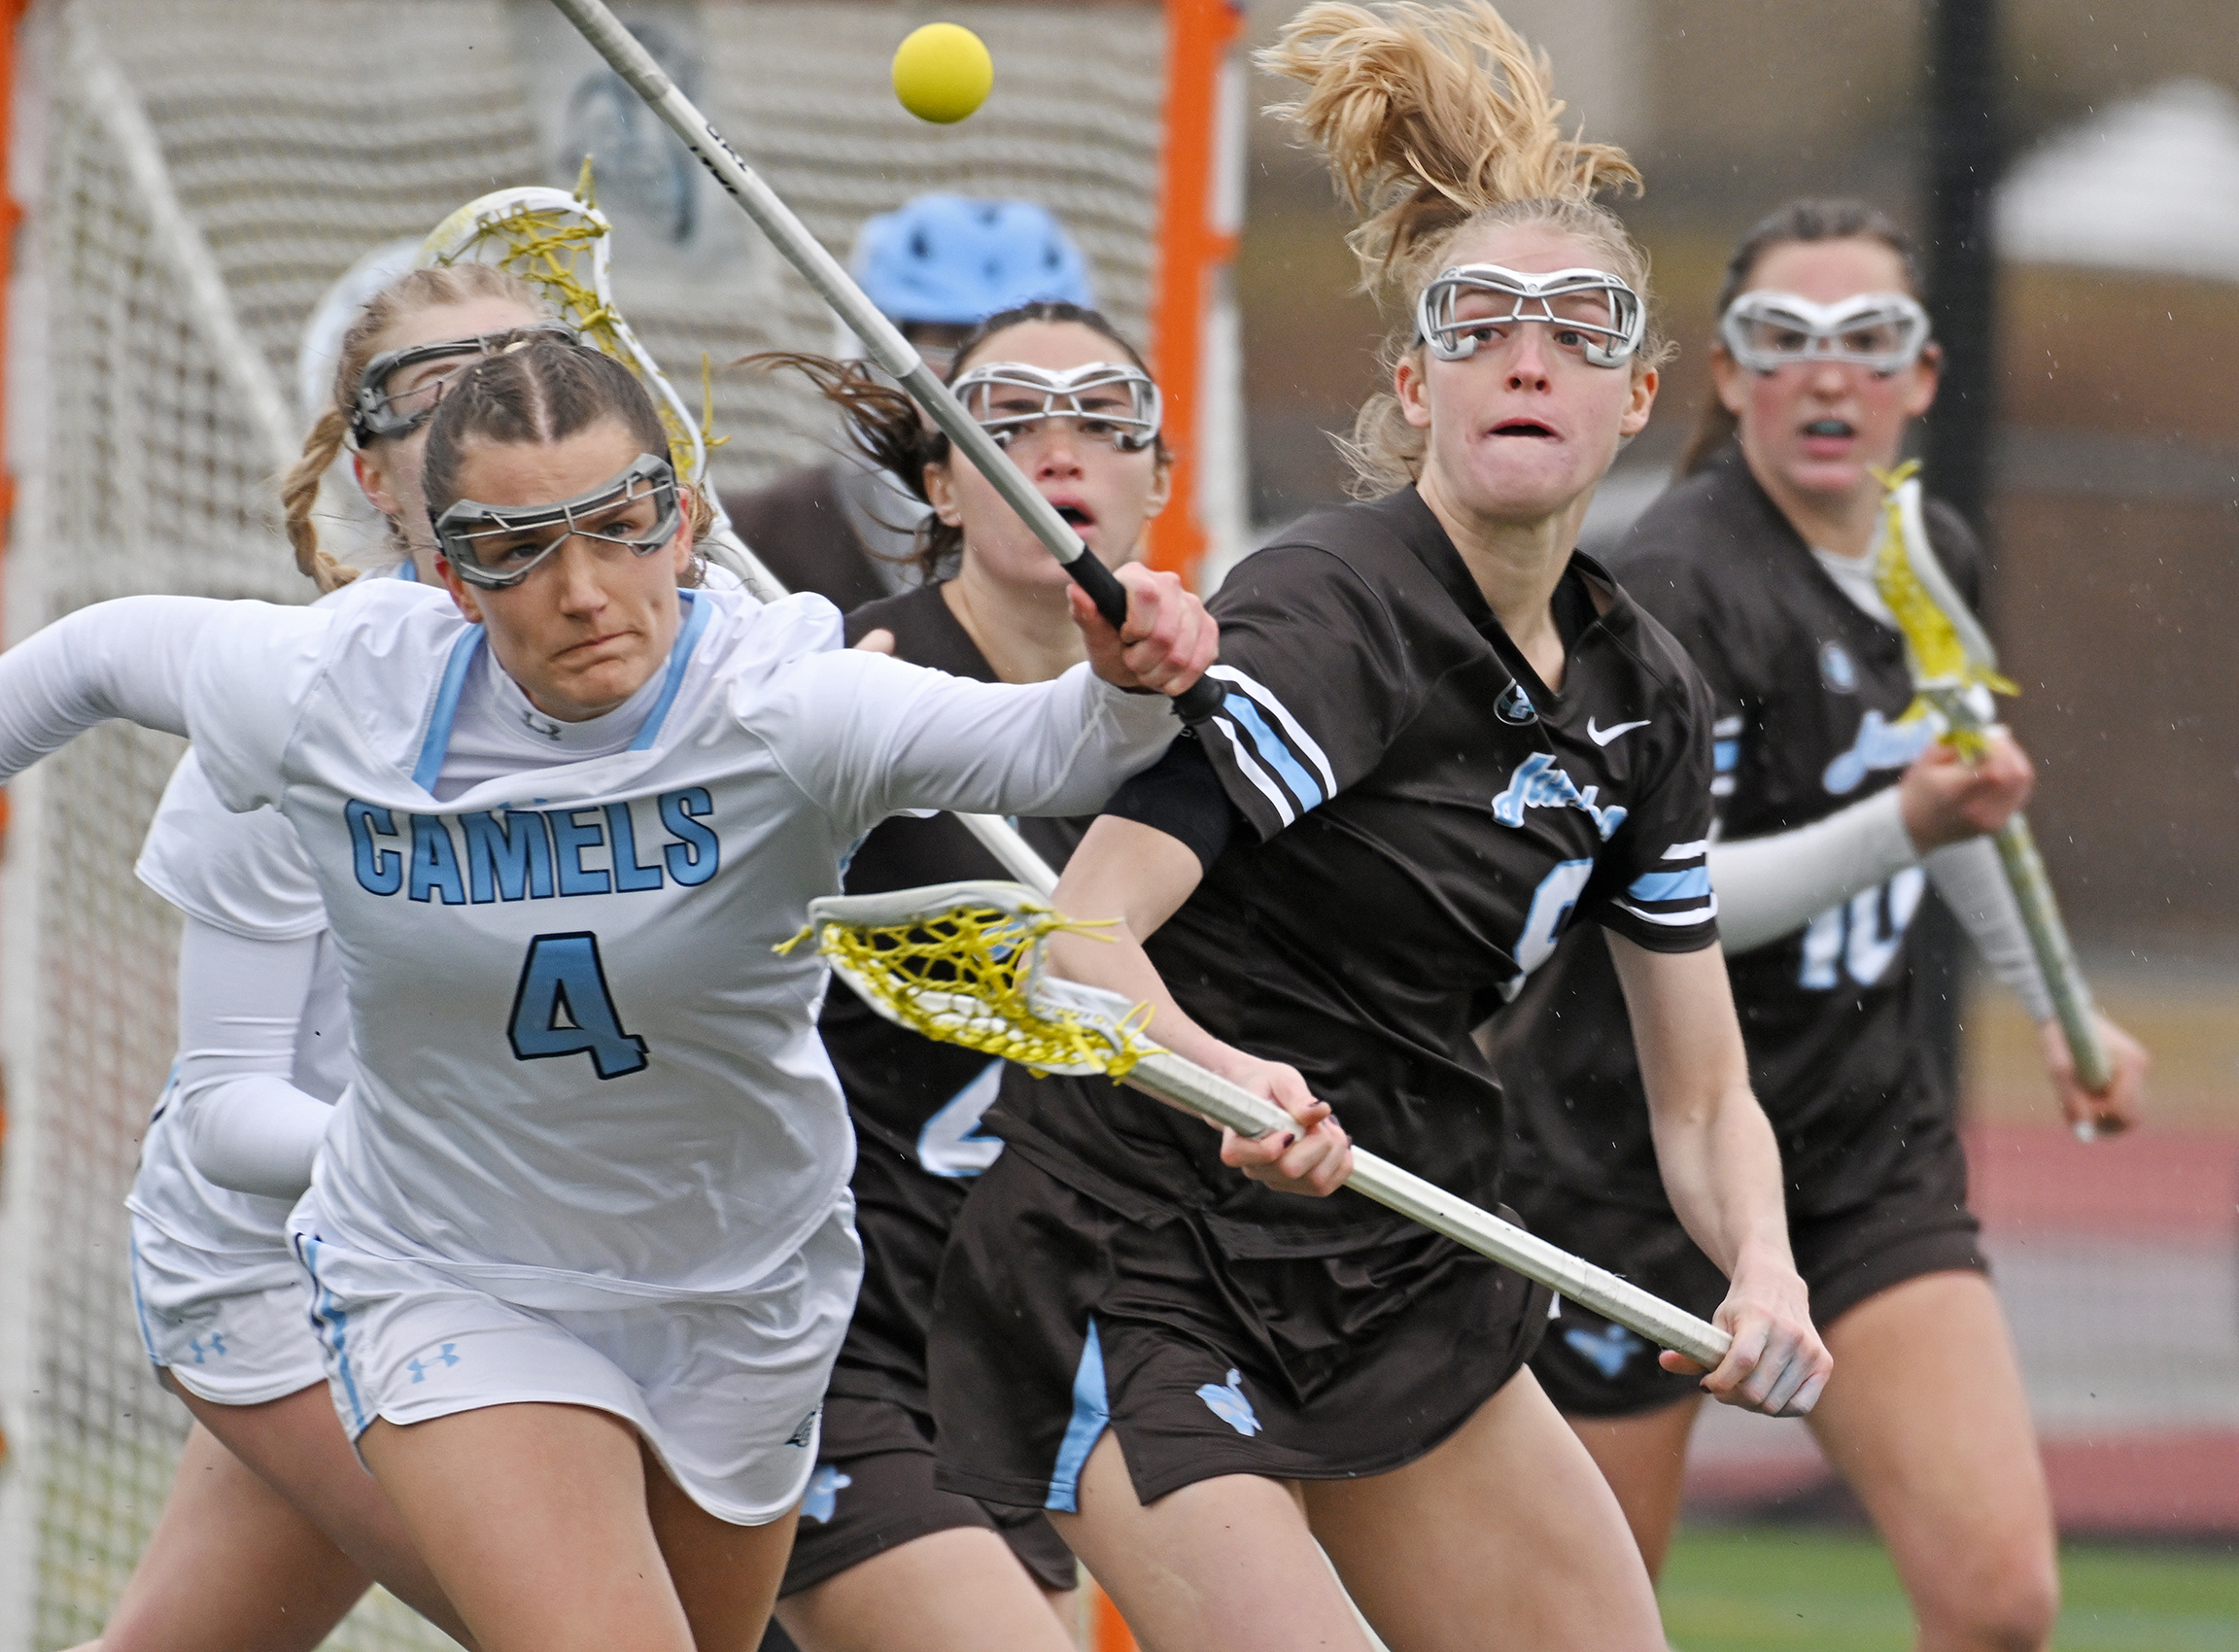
[1196,1368,1262,1437]
[801,1463,852,1524]
[787,1406,822,1448]
[1563,1322,1644,1380]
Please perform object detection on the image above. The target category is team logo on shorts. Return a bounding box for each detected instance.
[787,1405,822,1448]
[185,1332,229,1364]
[1495,681,1538,726]
[1819,640,1858,694]
[1196,1368,1263,1437]
[801,1463,852,1524]
[1563,1322,1645,1380]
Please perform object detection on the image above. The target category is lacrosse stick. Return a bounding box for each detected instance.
[787,879,1733,1366]
[418,176,785,602]
[546,0,1224,726]
[1870,463,2114,1113]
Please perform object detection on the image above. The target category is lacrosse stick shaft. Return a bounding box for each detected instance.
[548,0,1222,724]
[1120,1050,1731,1366]
[1928,693,2113,1097]
[1990,814,2112,1094]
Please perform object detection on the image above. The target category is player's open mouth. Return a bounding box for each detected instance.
[1490,419,1557,438]
[1803,420,1854,438]
[1053,501,1096,529]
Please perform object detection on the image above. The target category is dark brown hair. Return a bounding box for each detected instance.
[421,339,710,545]
[1677,198,1925,476]
[745,300,1168,581]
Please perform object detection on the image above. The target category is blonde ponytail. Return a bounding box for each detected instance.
[285,262,545,590]
[1258,1,1669,496]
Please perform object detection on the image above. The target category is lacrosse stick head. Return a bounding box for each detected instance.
[787,879,1162,1079]
[1868,462,2017,747]
[418,185,706,475]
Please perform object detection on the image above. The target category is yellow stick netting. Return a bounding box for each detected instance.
[1870,459,2018,756]
[424,164,723,480]
[780,899,1161,1079]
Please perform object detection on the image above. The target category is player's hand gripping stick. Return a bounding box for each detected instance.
[790,880,1734,1369]
[1871,465,2114,1110]
[548,0,1223,724]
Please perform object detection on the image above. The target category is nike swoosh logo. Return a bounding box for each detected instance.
[1587,717,1650,745]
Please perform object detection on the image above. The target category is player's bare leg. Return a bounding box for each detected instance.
[93,1422,372,1652]
[775,1527,1077,1652]
[1807,1271,2058,1652]
[1561,1394,1703,1578]
[171,1378,473,1642]
[361,1401,795,1652]
[1307,1369,1667,1652]
[1051,1432,1371,1652]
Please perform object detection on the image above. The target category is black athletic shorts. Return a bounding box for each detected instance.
[926,1148,1553,1512]
[1520,1122,1986,1419]
[780,1143,1076,1598]
[782,1396,1078,1595]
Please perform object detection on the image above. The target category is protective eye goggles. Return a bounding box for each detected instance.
[349,323,581,447]
[1718,291,1931,376]
[432,453,683,589]
[949,361,1163,453]
[1416,265,1645,369]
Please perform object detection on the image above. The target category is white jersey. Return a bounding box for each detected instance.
[170,578,1173,1304]
[128,752,347,1267]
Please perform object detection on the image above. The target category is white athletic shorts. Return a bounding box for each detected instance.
[128,1214,328,1406]
[293,1194,861,1526]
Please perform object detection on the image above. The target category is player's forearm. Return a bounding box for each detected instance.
[1925,836,2055,1022]
[1648,1083,1795,1282]
[1708,787,1918,952]
[170,917,333,1198]
[861,660,1178,821]
[0,596,215,778]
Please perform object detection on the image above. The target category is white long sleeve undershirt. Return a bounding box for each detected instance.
[1703,553,2053,1020]
[171,916,334,1198]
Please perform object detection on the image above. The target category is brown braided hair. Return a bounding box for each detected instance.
[279,263,546,594]
[742,300,1169,582]
[1676,198,1925,476]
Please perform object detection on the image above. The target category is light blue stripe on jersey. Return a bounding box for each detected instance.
[1222,693,1324,812]
[412,627,485,792]
[1628,866,1712,904]
[1045,1318,1109,1513]
[629,590,708,751]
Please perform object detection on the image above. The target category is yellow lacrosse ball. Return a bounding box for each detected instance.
[892,23,993,123]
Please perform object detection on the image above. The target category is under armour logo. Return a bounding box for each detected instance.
[187,1332,227,1364]
[1196,1368,1262,1437]
[522,707,565,741]
[801,1463,852,1524]
[1564,1322,1644,1380]
[406,1343,463,1384]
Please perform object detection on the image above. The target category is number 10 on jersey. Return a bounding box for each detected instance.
[507,932,649,1079]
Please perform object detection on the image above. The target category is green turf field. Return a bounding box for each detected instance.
[1661,1526,2239,1651]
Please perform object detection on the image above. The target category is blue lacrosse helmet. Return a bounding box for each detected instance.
[851,194,1095,327]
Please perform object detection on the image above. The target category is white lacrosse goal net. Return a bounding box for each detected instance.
[0,2,1242,1645]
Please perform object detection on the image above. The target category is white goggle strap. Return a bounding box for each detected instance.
[1416,266,1645,369]
[1718,291,1931,376]
[950,362,1162,450]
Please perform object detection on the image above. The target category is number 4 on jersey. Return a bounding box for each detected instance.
[507,932,649,1079]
